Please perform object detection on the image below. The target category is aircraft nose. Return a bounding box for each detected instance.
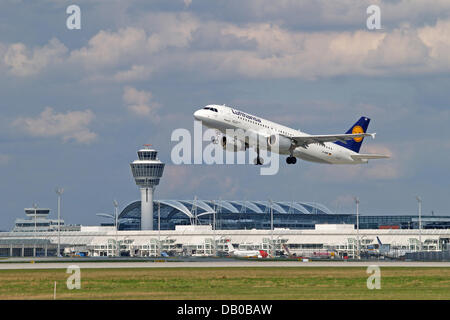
[193,109,203,121]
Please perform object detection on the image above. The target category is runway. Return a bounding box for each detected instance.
[1,260,449,270]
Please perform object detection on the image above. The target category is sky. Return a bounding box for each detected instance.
[1,0,450,229]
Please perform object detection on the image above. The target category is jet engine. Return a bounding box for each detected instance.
[221,136,246,152]
[267,134,293,153]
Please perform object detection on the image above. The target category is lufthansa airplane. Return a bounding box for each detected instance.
[226,241,268,259]
[193,104,389,165]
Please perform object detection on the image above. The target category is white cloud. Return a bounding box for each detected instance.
[365,26,431,70]
[4,12,450,81]
[216,22,440,79]
[418,19,450,68]
[69,13,198,71]
[3,38,67,76]
[13,107,97,144]
[361,144,393,158]
[123,86,160,121]
[136,12,198,47]
[113,64,153,82]
[198,0,450,31]
[69,27,148,69]
[113,17,450,80]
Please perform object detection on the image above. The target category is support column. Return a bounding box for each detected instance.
[140,187,154,230]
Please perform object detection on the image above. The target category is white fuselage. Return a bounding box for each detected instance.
[231,250,265,258]
[194,105,367,164]
[226,242,268,258]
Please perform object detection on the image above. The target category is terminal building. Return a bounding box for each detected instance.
[12,208,80,233]
[116,200,450,231]
[1,223,450,259]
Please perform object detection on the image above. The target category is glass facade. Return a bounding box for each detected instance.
[24,209,50,215]
[359,216,450,229]
[137,150,158,160]
[117,200,450,231]
[131,163,164,178]
[119,200,450,230]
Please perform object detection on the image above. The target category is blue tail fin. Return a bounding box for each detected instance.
[335,117,370,153]
[376,236,382,246]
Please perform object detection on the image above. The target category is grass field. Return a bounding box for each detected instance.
[0,267,449,300]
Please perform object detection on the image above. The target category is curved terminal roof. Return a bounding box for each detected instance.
[119,199,334,220]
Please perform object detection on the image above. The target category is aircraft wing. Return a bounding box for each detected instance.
[350,154,390,160]
[290,133,375,148]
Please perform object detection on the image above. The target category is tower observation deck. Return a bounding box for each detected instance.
[130,145,165,230]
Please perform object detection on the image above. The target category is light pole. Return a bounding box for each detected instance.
[113,200,119,229]
[158,201,161,256]
[416,196,422,251]
[33,203,38,257]
[55,188,64,257]
[113,200,119,257]
[193,196,198,226]
[269,199,274,258]
[212,200,216,256]
[96,210,119,255]
[354,197,360,260]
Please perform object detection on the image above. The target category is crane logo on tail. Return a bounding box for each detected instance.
[352,125,365,142]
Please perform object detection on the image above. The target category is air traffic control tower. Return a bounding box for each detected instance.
[130,145,165,230]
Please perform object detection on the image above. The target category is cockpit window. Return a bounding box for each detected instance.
[203,107,218,112]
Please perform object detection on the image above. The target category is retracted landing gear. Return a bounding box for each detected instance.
[286,156,297,164]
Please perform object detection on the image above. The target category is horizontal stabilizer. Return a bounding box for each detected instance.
[291,132,374,147]
[351,154,390,160]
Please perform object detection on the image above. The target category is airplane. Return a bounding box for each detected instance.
[193,105,389,165]
[376,236,410,259]
[226,241,268,258]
